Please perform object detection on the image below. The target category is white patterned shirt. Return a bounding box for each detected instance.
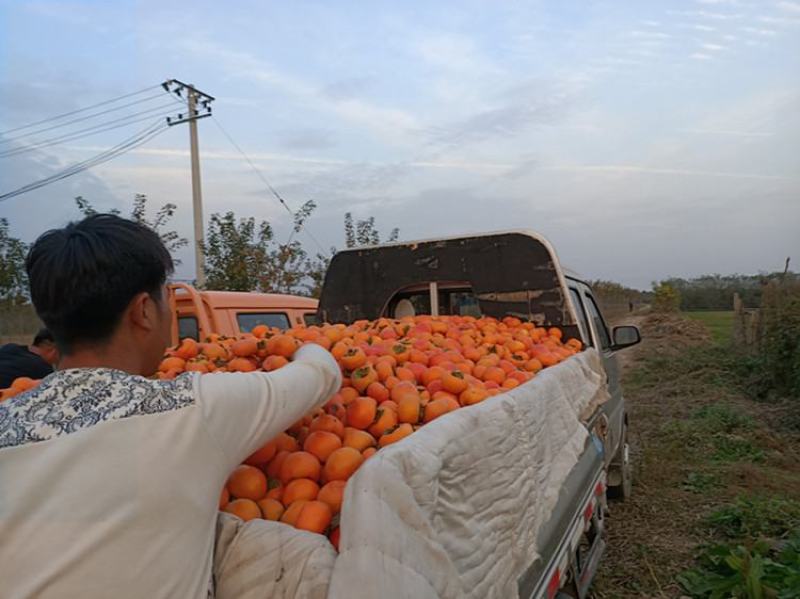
[0,344,341,599]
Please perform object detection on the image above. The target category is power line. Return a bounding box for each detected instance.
[0,92,169,144]
[0,120,169,203]
[211,116,294,217]
[210,115,330,256]
[0,83,164,137]
[0,103,178,159]
[0,121,167,202]
[0,80,212,213]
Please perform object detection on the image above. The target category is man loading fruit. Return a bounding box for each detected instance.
[0,214,341,599]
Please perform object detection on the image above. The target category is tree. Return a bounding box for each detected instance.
[203,212,273,292]
[74,194,189,264]
[259,201,317,295]
[305,251,334,298]
[0,218,29,304]
[652,282,681,312]
[661,273,798,311]
[203,200,324,296]
[343,212,399,248]
[202,204,400,297]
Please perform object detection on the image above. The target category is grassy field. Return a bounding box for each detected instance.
[684,310,735,345]
[593,312,800,598]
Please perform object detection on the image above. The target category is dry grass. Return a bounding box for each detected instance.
[0,304,40,345]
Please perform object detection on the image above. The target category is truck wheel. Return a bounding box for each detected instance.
[607,425,632,501]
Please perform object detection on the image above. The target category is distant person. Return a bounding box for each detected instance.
[0,328,59,389]
[628,301,634,313]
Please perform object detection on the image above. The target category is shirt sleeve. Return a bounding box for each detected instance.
[196,344,342,468]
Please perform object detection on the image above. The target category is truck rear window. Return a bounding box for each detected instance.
[237,312,290,332]
[387,287,482,318]
[178,316,199,341]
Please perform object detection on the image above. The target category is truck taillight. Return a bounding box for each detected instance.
[595,481,605,496]
[546,569,561,599]
[583,501,594,523]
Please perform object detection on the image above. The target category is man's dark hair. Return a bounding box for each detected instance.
[26,214,174,353]
[32,328,55,346]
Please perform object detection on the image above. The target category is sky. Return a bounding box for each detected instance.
[0,0,798,290]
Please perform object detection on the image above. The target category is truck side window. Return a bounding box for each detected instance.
[237,312,290,332]
[583,294,611,349]
[568,288,593,347]
[178,316,199,341]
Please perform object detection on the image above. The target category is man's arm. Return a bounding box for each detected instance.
[197,344,341,468]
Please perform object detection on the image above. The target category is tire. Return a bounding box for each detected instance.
[607,425,632,501]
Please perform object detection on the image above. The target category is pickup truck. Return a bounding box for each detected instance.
[166,283,318,345]
[316,230,640,598]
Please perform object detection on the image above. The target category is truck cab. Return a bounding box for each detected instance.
[167,283,318,345]
[317,230,640,598]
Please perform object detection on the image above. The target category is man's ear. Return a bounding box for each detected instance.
[128,292,155,332]
[45,344,60,365]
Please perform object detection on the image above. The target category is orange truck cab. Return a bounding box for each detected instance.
[167,283,318,345]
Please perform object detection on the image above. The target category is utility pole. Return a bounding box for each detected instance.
[187,88,205,287]
[163,79,214,287]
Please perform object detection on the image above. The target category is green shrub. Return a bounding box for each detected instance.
[683,471,722,494]
[678,535,800,598]
[652,282,681,313]
[692,404,753,434]
[758,282,800,399]
[707,497,800,539]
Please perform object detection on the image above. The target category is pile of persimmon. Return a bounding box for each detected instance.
[0,377,40,402]
[156,315,582,550]
[1,315,583,551]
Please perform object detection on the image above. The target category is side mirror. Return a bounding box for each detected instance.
[611,325,641,351]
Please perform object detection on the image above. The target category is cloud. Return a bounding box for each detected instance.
[411,33,501,76]
[67,144,519,175]
[777,1,800,13]
[543,164,794,181]
[23,2,116,33]
[671,9,743,20]
[409,159,513,172]
[700,42,727,51]
[691,52,714,60]
[681,128,773,137]
[429,80,575,147]
[688,23,717,31]
[741,26,778,36]
[277,129,337,151]
[758,14,800,25]
[629,30,672,39]
[594,57,645,67]
[0,145,120,239]
[70,145,349,167]
[320,77,375,101]
[176,39,422,148]
[0,79,92,126]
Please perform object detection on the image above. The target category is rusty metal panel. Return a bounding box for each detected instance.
[318,232,574,328]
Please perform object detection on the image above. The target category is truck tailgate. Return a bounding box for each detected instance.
[327,349,610,599]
